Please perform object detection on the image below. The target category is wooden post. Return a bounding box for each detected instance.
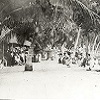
[25,54,33,71]
[25,48,34,71]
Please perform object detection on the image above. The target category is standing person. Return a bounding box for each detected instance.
[38,53,41,62]
[25,52,28,63]
[0,57,7,69]
[65,52,71,67]
[19,53,24,65]
[11,52,15,67]
[81,57,87,68]
[58,53,63,64]
[15,53,21,65]
[21,51,25,64]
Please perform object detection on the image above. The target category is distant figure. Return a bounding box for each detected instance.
[0,57,7,69]
[15,54,21,65]
[70,53,76,64]
[81,57,87,68]
[92,58,100,70]
[86,54,95,71]
[64,52,71,67]
[11,54,15,67]
[38,53,41,62]
[58,53,63,64]
[20,52,25,63]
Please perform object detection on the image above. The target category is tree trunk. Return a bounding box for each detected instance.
[95,41,100,53]
[73,27,81,55]
[25,55,33,71]
[86,32,90,65]
[92,35,98,52]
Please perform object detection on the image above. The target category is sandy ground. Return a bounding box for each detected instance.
[0,60,100,100]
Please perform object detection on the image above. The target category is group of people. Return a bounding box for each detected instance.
[10,51,26,66]
[0,44,100,71]
[0,47,28,68]
[0,46,42,69]
[58,47,100,71]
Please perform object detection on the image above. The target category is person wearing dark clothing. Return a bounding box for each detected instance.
[58,53,62,64]
[81,57,87,67]
[11,55,15,67]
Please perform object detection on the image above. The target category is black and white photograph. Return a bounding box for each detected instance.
[0,0,100,99]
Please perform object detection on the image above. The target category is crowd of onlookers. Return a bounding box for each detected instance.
[0,47,29,68]
[58,47,100,71]
[0,45,100,71]
[0,46,42,69]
